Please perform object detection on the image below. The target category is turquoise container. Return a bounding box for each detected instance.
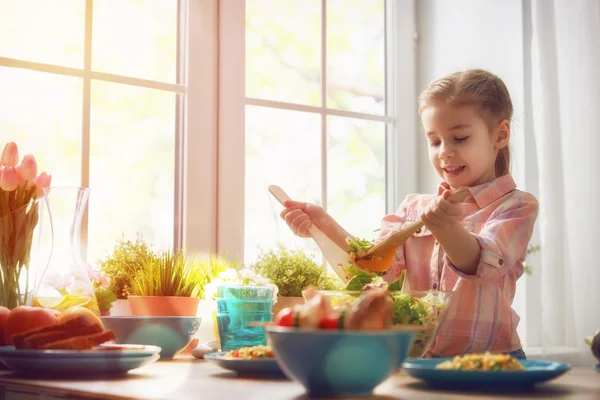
[216,285,274,351]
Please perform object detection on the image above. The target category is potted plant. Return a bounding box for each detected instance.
[126,249,205,316]
[250,245,341,314]
[98,234,155,316]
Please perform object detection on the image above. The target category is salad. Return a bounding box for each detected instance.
[224,345,274,359]
[320,258,452,358]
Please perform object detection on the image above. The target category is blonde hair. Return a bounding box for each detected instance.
[418,69,512,177]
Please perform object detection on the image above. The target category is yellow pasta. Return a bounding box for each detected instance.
[435,352,525,371]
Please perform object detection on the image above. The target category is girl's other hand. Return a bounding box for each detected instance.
[422,189,464,230]
[280,200,328,238]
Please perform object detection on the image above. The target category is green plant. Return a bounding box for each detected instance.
[127,249,206,297]
[195,255,239,300]
[98,234,156,299]
[250,245,341,297]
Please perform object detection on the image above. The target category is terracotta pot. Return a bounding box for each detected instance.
[272,296,305,315]
[128,296,200,317]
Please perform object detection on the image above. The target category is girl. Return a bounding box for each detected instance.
[279,69,538,359]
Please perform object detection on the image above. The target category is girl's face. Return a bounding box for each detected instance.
[421,103,509,189]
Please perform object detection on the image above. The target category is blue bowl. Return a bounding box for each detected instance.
[101,316,201,359]
[266,326,416,397]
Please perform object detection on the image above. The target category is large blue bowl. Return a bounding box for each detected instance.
[266,326,416,397]
[101,316,201,359]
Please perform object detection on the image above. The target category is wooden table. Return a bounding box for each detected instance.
[1,357,599,400]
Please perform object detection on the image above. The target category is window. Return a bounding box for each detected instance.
[237,0,417,263]
[0,0,190,262]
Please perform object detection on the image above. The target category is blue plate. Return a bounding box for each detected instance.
[205,352,286,377]
[402,359,571,387]
[0,344,161,377]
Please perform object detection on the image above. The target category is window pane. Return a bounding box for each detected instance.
[245,105,321,264]
[0,0,85,68]
[246,0,321,106]
[0,67,82,186]
[327,116,386,240]
[327,0,385,115]
[92,0,177,83]
[88,81,175,263]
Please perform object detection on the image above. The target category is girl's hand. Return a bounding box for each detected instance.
[280,200,329,238]
[421,190,464,231]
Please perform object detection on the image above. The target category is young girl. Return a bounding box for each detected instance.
[280,69,538,359]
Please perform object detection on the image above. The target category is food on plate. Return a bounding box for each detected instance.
[3,306,60,346]
[10,306,115,350]
[274,288,393,331]
[224,345,274,359]
[0,306,10,345]
[435,352,525,371]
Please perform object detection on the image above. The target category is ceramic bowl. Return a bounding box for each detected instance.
[101,316,201,359]
[266,326,416,397]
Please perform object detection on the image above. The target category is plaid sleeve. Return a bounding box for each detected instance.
[447,192,538,282]
[379,195,416,282]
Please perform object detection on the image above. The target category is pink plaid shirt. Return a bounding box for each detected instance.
[380,174,538,356]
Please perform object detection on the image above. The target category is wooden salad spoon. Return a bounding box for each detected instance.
[360,188,469,260]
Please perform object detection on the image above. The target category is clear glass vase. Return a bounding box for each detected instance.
[0,194,50,309]
[32,187,99,315]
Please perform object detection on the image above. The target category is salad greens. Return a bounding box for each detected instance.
[334,264,449,357]
[345,237,374,258]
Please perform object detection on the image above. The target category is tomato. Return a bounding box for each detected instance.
[318,316,339,330]
[274,307,294,327]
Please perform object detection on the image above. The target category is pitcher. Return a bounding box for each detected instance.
[31,187,99,315]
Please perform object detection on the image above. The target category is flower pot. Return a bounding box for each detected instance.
[272,296,305,315]
[128,296,200,317]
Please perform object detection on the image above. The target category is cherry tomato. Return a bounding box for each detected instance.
[319,316,339,330]
[274,307,294,327]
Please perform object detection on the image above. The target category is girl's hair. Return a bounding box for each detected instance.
[418,69,512,177]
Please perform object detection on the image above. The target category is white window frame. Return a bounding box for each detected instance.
[216,0,418,261]
[0,0,211,258]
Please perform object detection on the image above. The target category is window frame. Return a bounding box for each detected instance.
[216,0,418,261]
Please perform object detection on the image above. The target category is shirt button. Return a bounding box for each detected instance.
[499,259,504,266]
[434,241,439,246]
[433,283,438,289]
[415,228,421,234]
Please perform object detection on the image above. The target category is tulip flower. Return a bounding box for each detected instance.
[1,142,18,167]
[20,154,37,182]
[33,172,52,197]
[14,166,25,188]
[0,167,18,191]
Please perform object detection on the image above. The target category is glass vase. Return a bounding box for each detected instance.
[0,194,50,310]
[32,187,99,315]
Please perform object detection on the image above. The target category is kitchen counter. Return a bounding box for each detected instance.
[1,357,599,400]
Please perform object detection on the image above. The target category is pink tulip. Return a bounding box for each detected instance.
[20,154,37,181]
[34,172,52,197]
[0,167,18,191]
[14,165,25,187]
[1,142,19,167]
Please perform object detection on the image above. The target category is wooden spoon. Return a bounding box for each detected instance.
[360,188,469,259]
[268,185,352,282]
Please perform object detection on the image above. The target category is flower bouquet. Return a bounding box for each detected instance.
[0,142,52,309]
